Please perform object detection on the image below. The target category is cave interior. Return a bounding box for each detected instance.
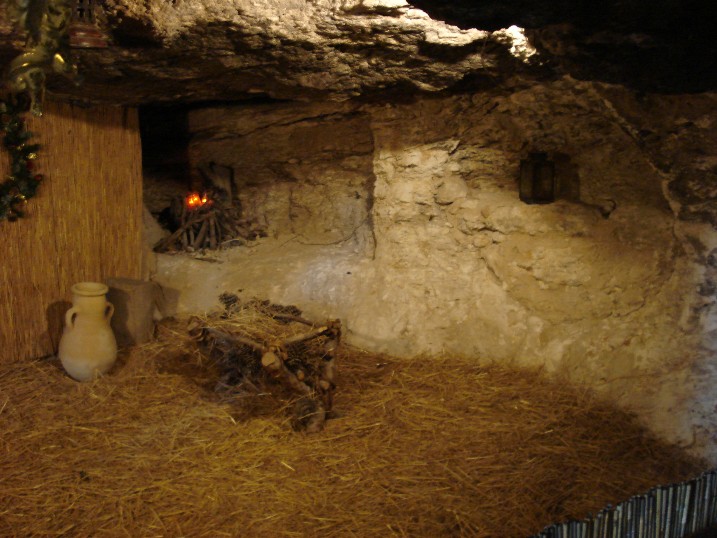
[1,0,717,536]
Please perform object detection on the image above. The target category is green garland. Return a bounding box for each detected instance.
[0,98,43,221]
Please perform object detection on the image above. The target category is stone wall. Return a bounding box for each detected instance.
[187,102,375,247]
[153,77,717,462]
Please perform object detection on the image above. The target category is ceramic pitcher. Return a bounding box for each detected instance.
[58,282,118,382]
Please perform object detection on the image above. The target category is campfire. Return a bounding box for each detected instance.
[185,191,210,210]
[154,190,267,253]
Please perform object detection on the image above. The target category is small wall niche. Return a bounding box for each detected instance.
[519,152,556,204]
[519,151,581,204]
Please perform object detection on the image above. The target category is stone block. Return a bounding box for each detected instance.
[106,277,160,348]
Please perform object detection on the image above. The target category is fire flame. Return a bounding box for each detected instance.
[185,192,210,210]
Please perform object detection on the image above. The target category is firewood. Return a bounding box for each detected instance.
[192,219,209,250]
[210,215,222,245]
[155,211,209,252]
[230,224,243,237]
[213,216,222,244]
[218,219,233,235]
[209,213,217,249]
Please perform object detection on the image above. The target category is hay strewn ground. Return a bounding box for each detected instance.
[0,311,705,537]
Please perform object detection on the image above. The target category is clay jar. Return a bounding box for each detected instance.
[58,282,118,382]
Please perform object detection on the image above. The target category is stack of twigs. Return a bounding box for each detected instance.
[154,195,266,253]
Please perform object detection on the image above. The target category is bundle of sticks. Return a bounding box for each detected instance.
[154,195,267,253]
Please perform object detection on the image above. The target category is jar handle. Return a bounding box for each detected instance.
[65,307,79,329]
[105,302,114,321]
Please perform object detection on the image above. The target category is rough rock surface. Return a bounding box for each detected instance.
[186,102,376,245]
[151,77,717,463]
[1,0,715,104]
[0,0,533,104]
[411,0,717,92]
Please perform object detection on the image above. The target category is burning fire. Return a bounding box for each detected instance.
[185,192,211,210]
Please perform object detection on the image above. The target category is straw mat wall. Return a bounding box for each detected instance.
[0,100,142,362]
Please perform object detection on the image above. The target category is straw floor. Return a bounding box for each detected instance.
[0,312,705,538]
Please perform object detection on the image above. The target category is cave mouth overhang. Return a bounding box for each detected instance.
[3,0,716,111]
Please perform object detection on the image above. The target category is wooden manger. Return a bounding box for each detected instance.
[188,294,340,432]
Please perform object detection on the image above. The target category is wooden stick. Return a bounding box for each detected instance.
[188,225,195,248]
[192,219,209,250]
[209,213,217,249]
[200,327,266,354]
[214,216,223,244]
[319,333,338,410]
[186,316,204,338]
[283,326,330,346]
[218,219,233,235]
[261,350,312,396]
[320,359,335,410]
[266,313,316,326]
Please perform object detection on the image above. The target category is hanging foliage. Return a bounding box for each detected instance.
[0,98,43,221]
[1,0,74,221]
[6,0,78,117]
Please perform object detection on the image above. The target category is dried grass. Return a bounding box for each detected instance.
[0,308,705,538]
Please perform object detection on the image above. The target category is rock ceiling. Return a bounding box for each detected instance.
[0,0,715,106]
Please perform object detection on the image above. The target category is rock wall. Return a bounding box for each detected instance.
[153,77,717,462]
[187,102,376,247]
